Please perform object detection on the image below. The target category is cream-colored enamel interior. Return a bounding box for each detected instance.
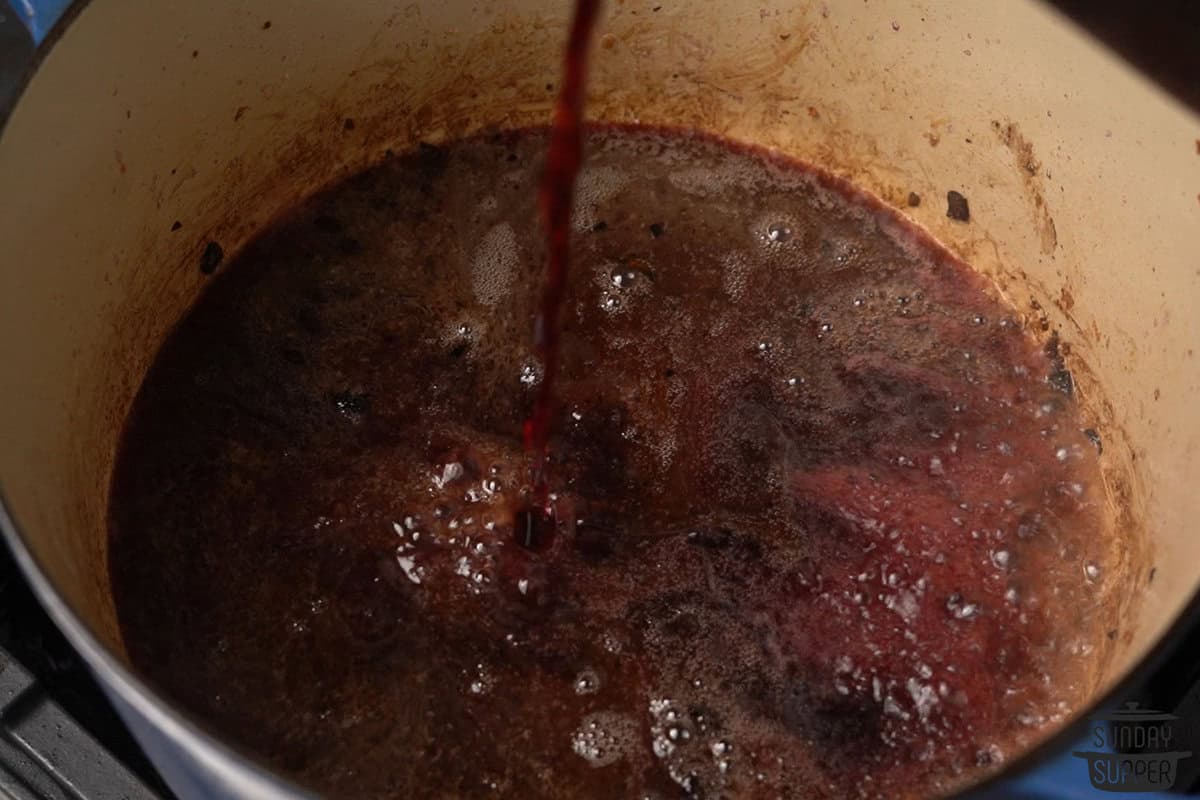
[0,0,1197,764]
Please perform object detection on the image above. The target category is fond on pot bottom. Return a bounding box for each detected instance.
[108,125,1114,799]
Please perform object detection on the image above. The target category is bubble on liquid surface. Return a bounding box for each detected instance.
[571,711,638,767]
[976,744,1005,766]
[822,236,857,265]
[519,363,541,387]
[666,159,756,197]
[766,222,792,242]
[471,223,520,306]
[885,590,920,624]
[467,663,494,696]
[573,166,628,231]
[946,593,980,619]
[433,462,464,489]
[907,677,940,721]
[396,554,422,585]
[721,251,751,300]
[574,668,601,695]
[610,266,637,289]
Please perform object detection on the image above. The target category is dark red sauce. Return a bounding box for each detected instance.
[108,127,1112,799]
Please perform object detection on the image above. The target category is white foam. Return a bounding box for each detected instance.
[397,555,422,585]
[906,677,939,721]
[721,251,750,301]
[471,223,520,306]
[571,711,638,767]
[668,166,717,197]
[885,590,920,625]
[573,166,628,231]
[654,427,678,470]
[668,161,758,197]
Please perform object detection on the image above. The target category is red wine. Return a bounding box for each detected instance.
[517,0,603,547]
[108,128,1115,799]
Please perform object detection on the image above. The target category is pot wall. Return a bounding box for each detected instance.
[0,0,1197,796]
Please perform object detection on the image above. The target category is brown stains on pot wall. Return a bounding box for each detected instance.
[923,118,951,148]
[1060,282,1076,312]
[992,119,1058,256]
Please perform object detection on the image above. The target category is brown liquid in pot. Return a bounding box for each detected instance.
[108,127,1111,799]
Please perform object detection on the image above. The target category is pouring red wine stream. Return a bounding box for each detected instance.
[515,0,602,551]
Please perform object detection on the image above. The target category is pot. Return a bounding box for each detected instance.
[0,1,1197,797]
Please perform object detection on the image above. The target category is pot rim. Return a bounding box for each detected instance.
[2,2,1198,798]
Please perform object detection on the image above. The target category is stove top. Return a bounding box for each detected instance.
[0,539,170,799]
